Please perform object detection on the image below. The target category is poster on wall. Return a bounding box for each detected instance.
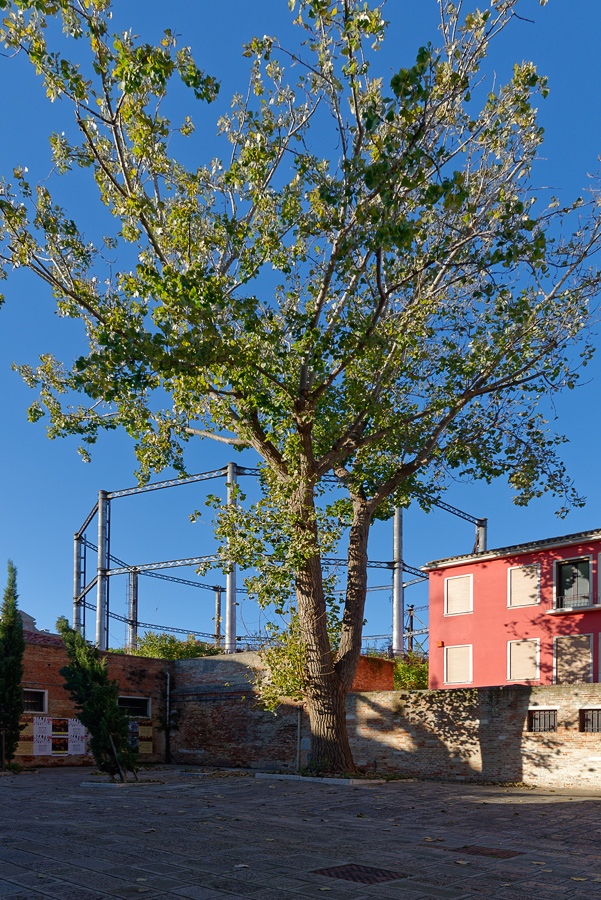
[33,717,87,756]
[32,717,52,755]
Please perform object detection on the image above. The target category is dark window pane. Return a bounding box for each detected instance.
[23,690,46,712]
[557,559,590,607]
[528,710,557,732]
[118,696,150,717]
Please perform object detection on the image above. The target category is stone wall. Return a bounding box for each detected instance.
[170,652,394,770]
[171,656,601,787]
[350,684,601,787]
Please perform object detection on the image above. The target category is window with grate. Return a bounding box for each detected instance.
[580,709,601,732]
[528,709,557,732]
[23,690,47,713]
[118,696,150,718]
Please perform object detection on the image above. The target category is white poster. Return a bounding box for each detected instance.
[33,717,52,755]
[68,719,86,755]
[33,717,87,756]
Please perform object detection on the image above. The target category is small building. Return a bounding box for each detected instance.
[17,630,169,766]
[425,527,601,690]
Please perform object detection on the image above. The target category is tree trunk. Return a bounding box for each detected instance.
[306,669,356,773]
[292,489,373,774]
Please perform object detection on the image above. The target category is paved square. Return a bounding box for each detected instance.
[0,766,600,899]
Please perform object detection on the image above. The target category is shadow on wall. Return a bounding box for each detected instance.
[347,686,565,783]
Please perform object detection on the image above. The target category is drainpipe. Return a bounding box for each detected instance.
[296,706,302,772]
[392,508,404,656]
[165,670,171,764]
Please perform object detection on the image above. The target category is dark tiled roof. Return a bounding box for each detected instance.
[24,630,64,648]
[422,526,601,571]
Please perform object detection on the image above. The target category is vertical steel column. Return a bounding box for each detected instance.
[128,569,138,651]
[214,590,222,648]
[477,518,488,552]
[407,605,414,653]
[73,534,82,633]
[392,507,404,656]
[95,490,108,650]
[225,463,237,653]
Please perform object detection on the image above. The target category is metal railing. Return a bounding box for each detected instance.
[553,593,598,610]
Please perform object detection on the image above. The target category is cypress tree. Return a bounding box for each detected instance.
[0,560,25,767]
[56,617,138,781]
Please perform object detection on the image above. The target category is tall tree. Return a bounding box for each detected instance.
[57,617,138,781]
[0,561,25,767]
[1,0,601,771]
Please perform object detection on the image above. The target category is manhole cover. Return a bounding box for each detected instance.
[448,846,523,859]
[312,864,407,884]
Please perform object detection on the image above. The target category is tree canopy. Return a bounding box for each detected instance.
[1,0,600,770]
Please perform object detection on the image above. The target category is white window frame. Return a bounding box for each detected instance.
[506,563,540,608]
[444,644,473,685]
[22,688,48,714]
[444,573,473,616]
[507,638,540,682]
[118,695,151,718]
[553,632,594,684]
[552,555,593,609]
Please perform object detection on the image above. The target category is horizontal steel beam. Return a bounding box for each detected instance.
[431,498,485,526]
[81,602,216,640]
[82,539,224,592]
[107,467,228,500]
[107,555,220,577]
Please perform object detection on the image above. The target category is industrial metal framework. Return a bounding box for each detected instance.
[73,463,486,655]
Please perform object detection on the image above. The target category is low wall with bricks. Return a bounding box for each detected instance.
[16,634,170,767]
[170,652,394,770]
[348,684,601,787]
[172,659,601,786]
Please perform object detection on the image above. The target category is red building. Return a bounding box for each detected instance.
[426,528,601,690]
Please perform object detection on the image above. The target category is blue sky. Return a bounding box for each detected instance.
[1,0,600,648]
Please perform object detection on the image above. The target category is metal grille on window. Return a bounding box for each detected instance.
[580,709,601,732]
[23,690,46,713]
[528,709,557,732]
[117,696,150,717]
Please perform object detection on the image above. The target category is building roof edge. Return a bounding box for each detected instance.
[422,527,601,571]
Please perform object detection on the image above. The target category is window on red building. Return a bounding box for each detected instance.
[444,645,472,684]
[556,559,591,609]
[508,565,539,607]
[508,639,539,681]
[444,575,472,616]
[554,634,593,684]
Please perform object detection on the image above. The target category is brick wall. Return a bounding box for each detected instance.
[16,635,171,767]
[348,684,601,787]
[170,652,394,770]
[171,654,601,786]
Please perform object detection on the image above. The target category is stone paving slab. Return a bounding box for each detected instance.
[1,767,601,899]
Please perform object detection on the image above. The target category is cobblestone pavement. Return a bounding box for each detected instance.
[1,766,600,900]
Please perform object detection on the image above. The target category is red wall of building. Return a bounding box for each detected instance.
[428,537,601,689]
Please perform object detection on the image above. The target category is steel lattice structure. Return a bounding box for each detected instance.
[73,462,485,654]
